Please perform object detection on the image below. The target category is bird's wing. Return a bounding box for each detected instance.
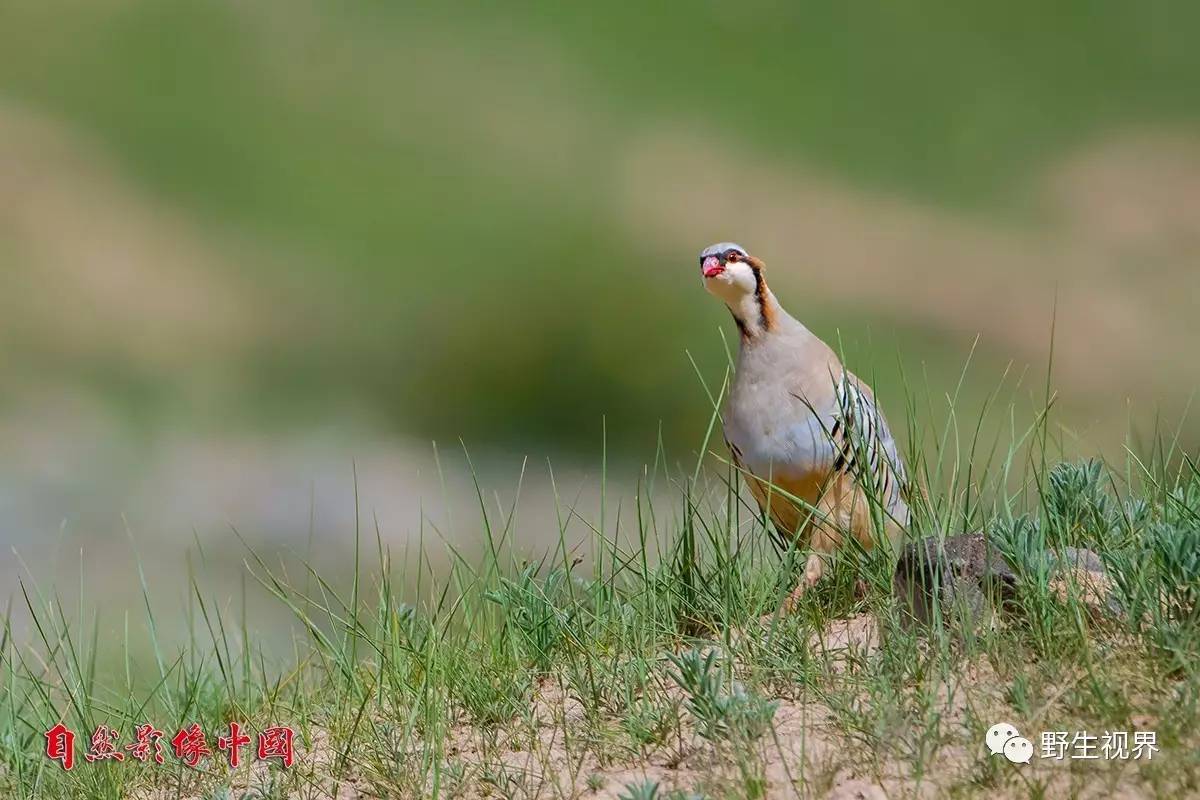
[829,373,907,505]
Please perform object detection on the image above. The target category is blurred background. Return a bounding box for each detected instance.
[3,1,1200,640]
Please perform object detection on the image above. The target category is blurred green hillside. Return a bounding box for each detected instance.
[3,0,1199,455]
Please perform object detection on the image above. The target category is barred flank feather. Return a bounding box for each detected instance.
[833,377,907,506]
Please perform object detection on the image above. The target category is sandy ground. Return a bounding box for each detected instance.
[124,614,1176,799]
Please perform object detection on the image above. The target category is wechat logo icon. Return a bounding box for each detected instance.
[986,722,1033,765]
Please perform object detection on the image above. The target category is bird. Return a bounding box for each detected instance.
[698,242,910,615]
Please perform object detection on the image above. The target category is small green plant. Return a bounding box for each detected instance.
[619,779,661,800]
[442,760,468,796]
[992,514,1052,590]
[991,513,1060,650]
[622,697,677,747]
[450,656,531,726]
[1044,459,1114,546]
[485,563,577,671]
[1105,515,1200,666]
[667,649,778,741]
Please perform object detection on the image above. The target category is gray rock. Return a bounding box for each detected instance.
[892,533,1117,628]
[893,532,1016,628]
[1054,546,1106,574]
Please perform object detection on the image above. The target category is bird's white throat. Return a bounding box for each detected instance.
[714,281,780,340]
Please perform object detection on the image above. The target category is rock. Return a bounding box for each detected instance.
[1056,546,1105,573]
[893,532,1017,628]
[892,533,1119,628]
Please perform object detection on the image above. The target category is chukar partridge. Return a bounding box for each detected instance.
[699,242,909,614]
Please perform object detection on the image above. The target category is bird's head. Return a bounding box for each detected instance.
[699,242,763,300]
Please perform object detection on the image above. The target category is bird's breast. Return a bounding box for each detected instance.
[724,388,837,486]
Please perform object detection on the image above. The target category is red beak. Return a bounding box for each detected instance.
[702,255,724,278]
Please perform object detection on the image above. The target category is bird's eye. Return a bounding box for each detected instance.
[726,252,741,263]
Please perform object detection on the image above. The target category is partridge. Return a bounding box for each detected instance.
[699,242,909,613]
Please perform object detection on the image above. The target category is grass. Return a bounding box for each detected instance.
[2,363,1200,799]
